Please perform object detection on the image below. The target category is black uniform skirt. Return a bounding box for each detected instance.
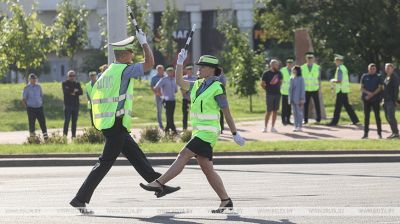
[185,137,213,161]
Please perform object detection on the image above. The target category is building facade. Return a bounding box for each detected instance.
[1,0,256,82]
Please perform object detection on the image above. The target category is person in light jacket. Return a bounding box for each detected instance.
[289,65,305,132]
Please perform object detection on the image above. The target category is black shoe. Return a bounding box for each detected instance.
[140,180,181,198]
[287,121,293,125]
[326,123,336,127]
[387,134,400,139]
[211,198,233,213]
[70,198,94,215]
[282,122,288,126]
[361,135,368,139]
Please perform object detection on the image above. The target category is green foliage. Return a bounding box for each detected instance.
[52,0,88,62]
[155,0,178,65]
[256,0,400,72]
[74,127,105,144]
[217,19,264,112]
[139,126,162,143]
[0,0,52,80]
[180,130,192,143]
[80,50,107,74]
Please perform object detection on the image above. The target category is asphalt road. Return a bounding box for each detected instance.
[1,163,399,223]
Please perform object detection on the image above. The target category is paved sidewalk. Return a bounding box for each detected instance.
[0,119,393,144]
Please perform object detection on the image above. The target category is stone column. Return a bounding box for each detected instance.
[107,0,127,64]
[185,4,202,66]
[233,0,254,48]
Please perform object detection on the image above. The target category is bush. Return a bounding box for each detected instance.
[140,126,162,143]
[180,130,192,143]
[25,134,42,144]
[74,127,105,144]
[160,131,178,143]
[46,132,68,144]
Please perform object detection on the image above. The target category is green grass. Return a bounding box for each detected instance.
[0,140,399,155]
[0,81,398,131]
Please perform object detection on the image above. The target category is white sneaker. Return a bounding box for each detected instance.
[297,128,303,132]
[271,127,278,133]
[293,128,298,132]
[261,127,267,133]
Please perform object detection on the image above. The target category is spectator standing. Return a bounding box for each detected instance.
[360,63,383,139]
[151,65,165,129]
[261,59,283,133]
[155,66,178,134]
[382,63,399,139]
[62,70,83,138]
[289,66,305,132]
[22,74,48,140]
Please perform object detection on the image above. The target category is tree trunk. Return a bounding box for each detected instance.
[249,95,253,113]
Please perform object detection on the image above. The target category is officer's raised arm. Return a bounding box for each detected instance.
[136,30,154,72]
[175,49,191,91]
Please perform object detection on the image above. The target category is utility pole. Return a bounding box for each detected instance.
[107,0,127,64]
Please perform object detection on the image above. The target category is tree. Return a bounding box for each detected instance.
[155,0,178,65]
[0,0,52,81]
[217,19,264,112]
[52,0,88,68]
[256,0,400,73]
[127,0,152,61]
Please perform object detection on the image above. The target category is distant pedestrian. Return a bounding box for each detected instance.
[328,54,359,126]
[261,59,282,133]
[382,63,399,139]
[62,70,83,138]
[280,58,294,125]
[22,73,48,140]
[151,65,165,129]
[86,71,97,127]
[360,63,383,139]
[218,70,227,133]
[289,66,305,132]
[301,52,321,124]
[155,66,178,134]
[181,65,197,131]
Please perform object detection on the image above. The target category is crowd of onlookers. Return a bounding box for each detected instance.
[21,53,400,140]
[260,52,400,139]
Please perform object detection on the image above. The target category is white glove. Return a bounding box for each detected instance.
[177,49,187,65]
[136,29,147,45]
[233,132,245,146]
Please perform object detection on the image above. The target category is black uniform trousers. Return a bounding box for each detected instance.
[220,110,224,132]
[164,100,177,133]
[281,94,292,124]
[304,91,321,123]
[27,107,47,135]
[182,99,189,130]
[75,117,161,203]
[330,91,359,125]
[89,109,94,127]
[363,100,382,135]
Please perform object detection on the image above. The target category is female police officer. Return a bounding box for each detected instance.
[140,49,245,213]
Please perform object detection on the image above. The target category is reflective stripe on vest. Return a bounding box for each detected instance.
[91,94,133,104]
[94,109,133,119]
[190,112,219,120]
[301,64,320,91]
[192,125,219,133]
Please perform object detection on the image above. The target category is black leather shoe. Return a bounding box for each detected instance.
[140,180,181,198]
[70,198,94,215]
[211,198,233,213]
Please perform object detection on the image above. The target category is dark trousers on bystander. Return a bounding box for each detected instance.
[363,100,381,136]
[164,100,177,133]
[64,107,79,137]
[27,107,48,137]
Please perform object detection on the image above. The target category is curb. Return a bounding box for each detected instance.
[1,152,400,167]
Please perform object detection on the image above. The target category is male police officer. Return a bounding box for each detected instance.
[70,30,179,214]
[86,71,97,126]
[280,58,294,125]
[301,52,321,124]
[328,54,359,126]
